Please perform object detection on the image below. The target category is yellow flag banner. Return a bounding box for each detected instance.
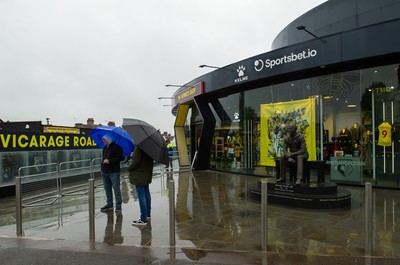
[260,98,316,166]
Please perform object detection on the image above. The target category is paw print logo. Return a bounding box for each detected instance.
[237,65,245,77]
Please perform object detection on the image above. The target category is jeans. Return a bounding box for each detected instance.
[135,185,151,222]
[101,172,122,208]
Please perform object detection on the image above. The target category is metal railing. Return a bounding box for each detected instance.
[15,156,176,239]
[15,158,101,236]
[162,151,196,176]
[18,163,60,208]
[59,159,100,196]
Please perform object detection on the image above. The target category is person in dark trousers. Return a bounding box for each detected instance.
[166,139,174,171]
[100,134,124,214]
[128,146,154,226]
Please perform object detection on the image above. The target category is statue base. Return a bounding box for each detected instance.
[247,178,351,209]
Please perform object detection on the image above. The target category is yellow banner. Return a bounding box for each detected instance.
[43,126,80,134]
[260,98,316,166]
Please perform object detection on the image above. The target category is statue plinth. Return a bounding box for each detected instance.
[248,179,351,209]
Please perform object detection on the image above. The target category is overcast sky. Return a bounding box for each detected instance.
[0,0,326,134]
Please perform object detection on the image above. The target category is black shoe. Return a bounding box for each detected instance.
[115,206,122,214]
[132,219,147,226]
[101,205,113,212]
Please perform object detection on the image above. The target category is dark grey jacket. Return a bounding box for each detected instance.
[101,142,124,173]
[128,147,154,185]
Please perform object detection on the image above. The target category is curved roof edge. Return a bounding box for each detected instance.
[272,0,400,50]
[170,0,400,115]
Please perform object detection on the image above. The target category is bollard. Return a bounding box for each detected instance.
[365,182,372,256]
[262,253,268,265]
[16,177,23,237]
[261,180,268,251]
[168,179,176,246]
[169,246,176,260]
[89,179,95,241]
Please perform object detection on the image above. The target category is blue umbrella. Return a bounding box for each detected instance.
[90,126,135,157]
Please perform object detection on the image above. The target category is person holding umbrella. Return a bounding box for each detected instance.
[128,146,154,226]
[122,118,169,225]
[100,134,124,214]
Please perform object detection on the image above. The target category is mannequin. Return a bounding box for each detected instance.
[350,123,360,141]
[337,128,352,143]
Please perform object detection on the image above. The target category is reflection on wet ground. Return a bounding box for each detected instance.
[1,169,400,260]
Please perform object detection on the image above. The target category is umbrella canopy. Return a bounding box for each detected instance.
[90,126,135,157]
[122,118,169,166]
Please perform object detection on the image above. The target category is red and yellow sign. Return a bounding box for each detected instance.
[175,82,204,103]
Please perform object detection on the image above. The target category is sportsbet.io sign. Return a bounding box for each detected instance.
[0,132,98,152]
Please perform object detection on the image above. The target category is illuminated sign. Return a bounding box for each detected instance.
[43,126,80,134]
[0,132,98,152]
[370,87,393,93]
[254,48,318,72]
[175,82,204,103]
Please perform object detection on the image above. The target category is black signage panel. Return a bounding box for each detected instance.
[0,132,98,152]
[208,19,400,92]
[210,36,342,90]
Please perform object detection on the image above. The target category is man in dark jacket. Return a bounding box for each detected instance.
[101,134,124,214]
[128,146,154,225]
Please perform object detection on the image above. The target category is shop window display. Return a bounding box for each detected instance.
[208,63,400,188]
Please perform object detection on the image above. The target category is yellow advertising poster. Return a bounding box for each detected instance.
[260,98,316,166]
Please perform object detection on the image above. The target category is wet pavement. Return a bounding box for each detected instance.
[1,168,400,264]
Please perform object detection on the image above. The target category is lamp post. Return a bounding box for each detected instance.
[199,64,234,72]
[199,64,220,69]
[158,97,174,108]
[165,84,191,88]
[296,25,319,38]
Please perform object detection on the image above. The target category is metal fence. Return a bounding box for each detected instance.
[15,158,102,236]
[162,150,195,174]
[14,152,194,237]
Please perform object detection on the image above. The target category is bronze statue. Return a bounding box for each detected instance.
[277,123,309,185]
